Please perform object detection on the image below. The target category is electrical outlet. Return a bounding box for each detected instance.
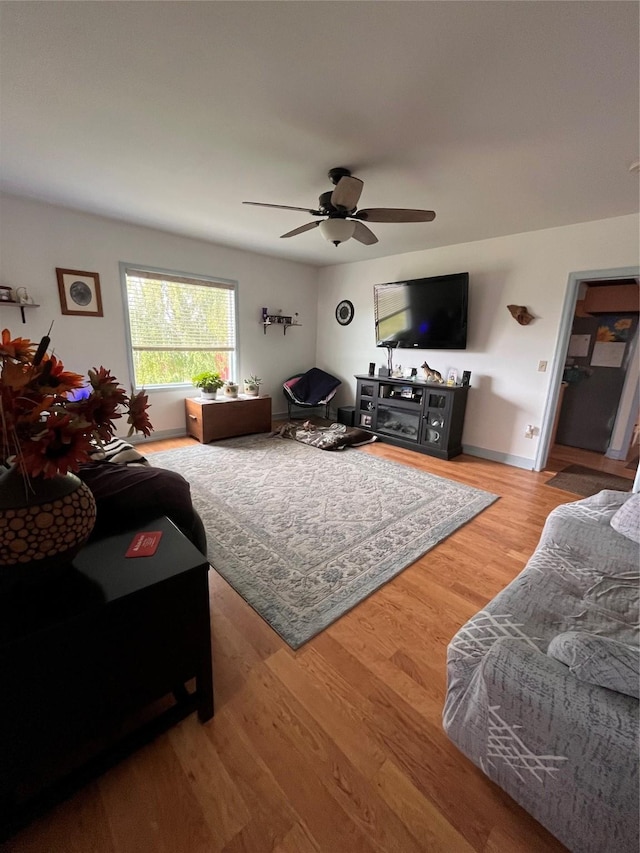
[538,360,548,372]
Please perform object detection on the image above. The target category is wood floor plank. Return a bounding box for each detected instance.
[266,647,388,778]
[5,434,583,853]
[207,708,303,852]
[98,740,217,853]
[271,821,321,853]
[229,668,381,853]
[373,758,475,853]
[251,654,432,853]
[168,715,250,851]
[1,781,116,853]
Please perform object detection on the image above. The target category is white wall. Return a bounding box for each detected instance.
[0,194,318,436]
[2,194,637,464]
[316,214,640,468]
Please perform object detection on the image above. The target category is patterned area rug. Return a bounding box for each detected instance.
[150,435,498,649]
[546,464,633,498]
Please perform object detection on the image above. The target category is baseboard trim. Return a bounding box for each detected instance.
[132,433,535,471]
[605,448,627,461]
[129,428,186,445]
[463,445,535,471]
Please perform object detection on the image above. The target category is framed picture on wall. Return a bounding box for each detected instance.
[56,268,103,317]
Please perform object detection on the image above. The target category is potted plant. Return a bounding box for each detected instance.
[192,370,224,400]
[243,374,262,397]
[223,379,239,399]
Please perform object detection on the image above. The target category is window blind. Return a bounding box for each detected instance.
[125,269,236,352]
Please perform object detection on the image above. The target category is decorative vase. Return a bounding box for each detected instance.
[0,466,97,575]
[200,389,217,400]
[224,383,238,399]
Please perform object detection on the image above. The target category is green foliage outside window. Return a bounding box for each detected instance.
[132,351,230,387]
[124,268,237,388]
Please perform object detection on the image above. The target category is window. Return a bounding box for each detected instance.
[121,265,237,389]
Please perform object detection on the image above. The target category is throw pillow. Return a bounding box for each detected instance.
[89,437,149,466]
[610,493,640,543]
[548,631,640,699]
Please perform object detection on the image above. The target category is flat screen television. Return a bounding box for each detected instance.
[374,272,469,350]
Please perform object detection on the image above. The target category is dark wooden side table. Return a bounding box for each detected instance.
[185,394,272,443]
[0,516,213,840]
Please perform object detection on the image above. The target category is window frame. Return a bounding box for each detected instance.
[119,262,239,392]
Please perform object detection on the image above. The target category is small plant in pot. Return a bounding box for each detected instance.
[223,379,239,399]
[243,374,262,396]
[192,371,224,400]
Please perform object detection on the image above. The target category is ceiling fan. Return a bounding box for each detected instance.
[243,167,436,246]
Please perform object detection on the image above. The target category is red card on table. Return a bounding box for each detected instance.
[125,531,163,557]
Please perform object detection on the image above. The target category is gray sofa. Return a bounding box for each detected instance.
[443,489,639,853]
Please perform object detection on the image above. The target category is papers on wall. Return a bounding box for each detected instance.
[568,334,591,357]
[590,341,626,368]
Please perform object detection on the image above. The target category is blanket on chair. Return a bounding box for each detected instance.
[288,368,341,405]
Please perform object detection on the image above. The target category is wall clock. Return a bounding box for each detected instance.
[335,299,354,326]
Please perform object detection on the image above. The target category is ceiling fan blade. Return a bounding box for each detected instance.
[352,221,378,245]
[280,221,321,239]
[331,176,363,211]
[243,201,321,215]
[354,208,436,223]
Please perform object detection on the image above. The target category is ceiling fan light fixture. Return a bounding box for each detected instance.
[319,218,356,246]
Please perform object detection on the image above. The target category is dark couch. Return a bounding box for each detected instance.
[78,448,207,555]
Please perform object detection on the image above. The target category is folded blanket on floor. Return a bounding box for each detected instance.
[272,421,377,451]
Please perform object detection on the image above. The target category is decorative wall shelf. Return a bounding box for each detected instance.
[261,310,301,335]
[0,302,40,324]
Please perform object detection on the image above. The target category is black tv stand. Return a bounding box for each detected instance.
[355,374,469,460]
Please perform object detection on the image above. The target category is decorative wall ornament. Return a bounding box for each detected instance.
[507,305,534,325]
[56,268,103,317]
[335,299,354,326]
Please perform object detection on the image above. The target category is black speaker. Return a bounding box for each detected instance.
[462,370,471,387]
[368,362,375,376]
[337,406,355,426]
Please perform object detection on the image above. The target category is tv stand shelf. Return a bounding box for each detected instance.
[354,375,469,460]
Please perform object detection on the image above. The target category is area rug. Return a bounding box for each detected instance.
[546,464,633,498]
[149,435,498,649]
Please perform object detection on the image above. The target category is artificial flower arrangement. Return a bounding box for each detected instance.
[0,328,153,479]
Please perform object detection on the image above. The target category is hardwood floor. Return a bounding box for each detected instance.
[5,433,630,853]
[545,442,637,480]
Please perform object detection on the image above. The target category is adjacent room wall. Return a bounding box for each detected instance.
[316,214,639,469]
[0,194,318,436]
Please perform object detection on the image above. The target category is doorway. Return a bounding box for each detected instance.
[536,267,640,478]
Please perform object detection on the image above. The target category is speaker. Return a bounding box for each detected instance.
[462,370,471,387]
[337,406,355,427]
[368,362,375,376]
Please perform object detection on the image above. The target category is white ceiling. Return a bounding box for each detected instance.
[1,1,638,268]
